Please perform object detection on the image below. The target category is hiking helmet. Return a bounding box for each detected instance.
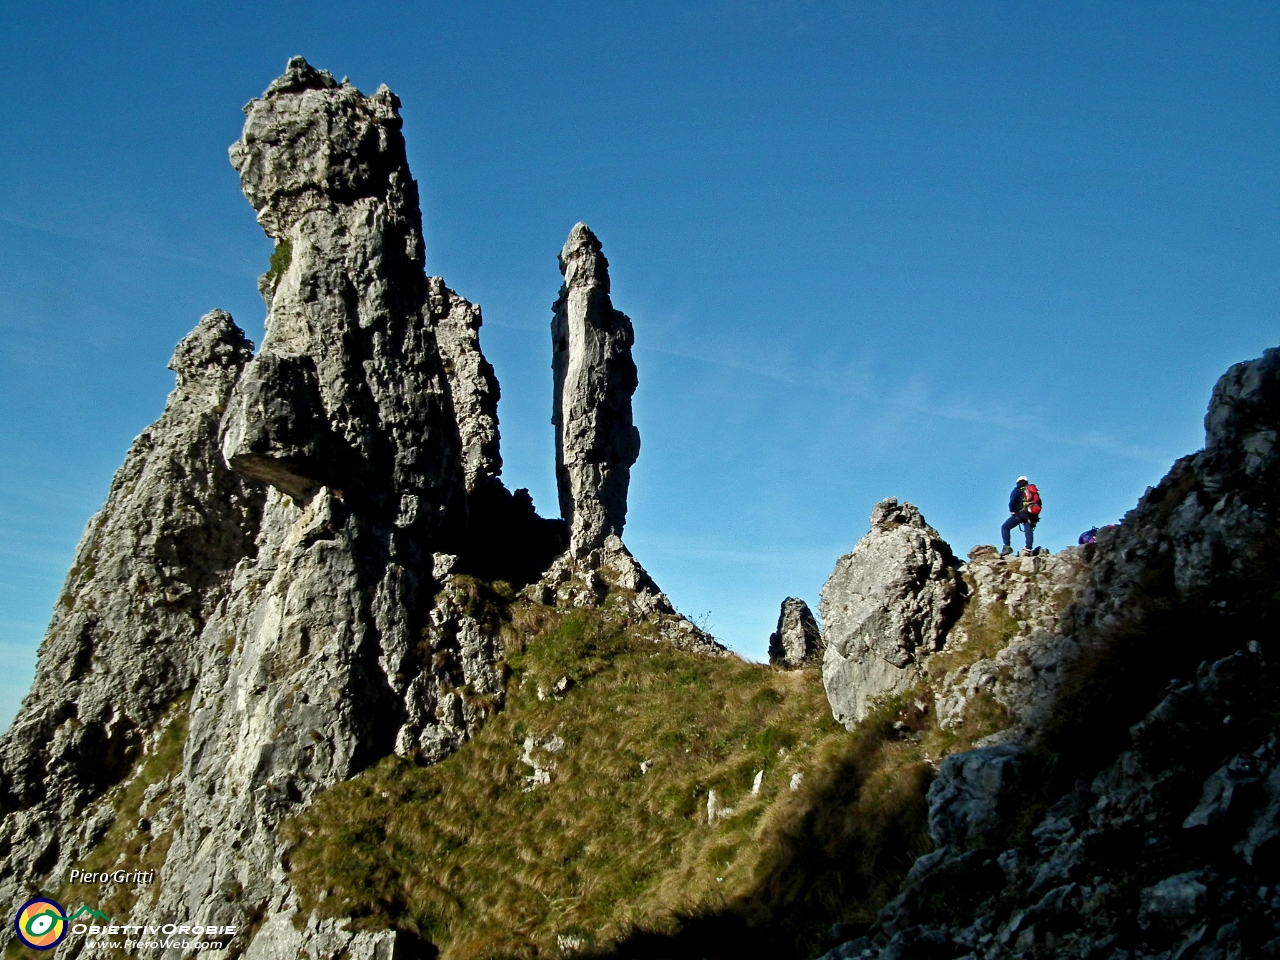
[1016,476,1028,484]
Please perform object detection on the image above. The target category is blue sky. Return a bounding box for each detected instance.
[2,1,1278,729]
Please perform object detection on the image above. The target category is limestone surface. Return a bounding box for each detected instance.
[768,597,822,668]
[431,276,502,494]
[0,310,261,925]
[139,59,502,942]
[929,544,1094,743]
[820,498,964,727]
[534,535,727,657]
[925,744,1023,850]
[820,347,1280,960]
[551,223,641,557]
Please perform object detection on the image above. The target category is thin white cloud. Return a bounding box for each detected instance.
[639,340,1176,465]
[0,213,258,281]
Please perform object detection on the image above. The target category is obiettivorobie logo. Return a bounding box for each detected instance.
[14,898,66,950]
[14,899,111,950]
[14,896,238,953]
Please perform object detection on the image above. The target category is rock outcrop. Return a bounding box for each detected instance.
[535,535,727,657]
[0,59,723,958]
[769,597,822,668]
[0,59,538,953]
[223,56,465,531]
[146,58,504,938]
[430,277,502,494]
[820,498,964,727]
[551,223,641,558]
[0,311,261,916]
[537,224,717,654]
[820,347,1280,960]
[929,544,1094,744]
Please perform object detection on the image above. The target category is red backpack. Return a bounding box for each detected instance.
[1023,483,1042,517]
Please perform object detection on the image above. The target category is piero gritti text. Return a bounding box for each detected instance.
[68,868,157,884]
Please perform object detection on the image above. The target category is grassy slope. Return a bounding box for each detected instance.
[5,575,1023,960]
[282,593,999,960]
[4,699,189,960]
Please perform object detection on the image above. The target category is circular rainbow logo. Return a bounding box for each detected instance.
[13,898,67,950]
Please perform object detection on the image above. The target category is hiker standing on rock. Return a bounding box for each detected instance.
[1000,476,1041,557]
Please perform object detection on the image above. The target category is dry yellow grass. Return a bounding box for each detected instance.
[282,601,1002,958]
[12,583,1026,960]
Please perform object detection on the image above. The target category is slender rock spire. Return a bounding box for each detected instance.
[551,223,641,557]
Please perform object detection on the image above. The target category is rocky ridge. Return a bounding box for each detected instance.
[817,347,1280,959]
[532,534,726,656]
[0,58,711,959]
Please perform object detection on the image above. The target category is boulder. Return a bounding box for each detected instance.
[926,744,1023,850]
[820,498,963,727]
[220,351,335,501]
[769,597,822,668]
[1138,872,1208,930]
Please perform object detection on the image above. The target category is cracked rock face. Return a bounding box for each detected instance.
[224,56,464,533]
[394,576,507,765]
[0,310,261,926]
[143,58,493,940]
[820,349,1280,960]
[431,276,502,494]
[929,544,1094,745]
[769,597,822,668]
[820,498,964,728]
[552,223,640,558]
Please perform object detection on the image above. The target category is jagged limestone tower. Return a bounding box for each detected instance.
[155,56,489,937]
[0,312,262,917]
[551,223,641,557]
[0,59,535,955]
[0,61,716,959]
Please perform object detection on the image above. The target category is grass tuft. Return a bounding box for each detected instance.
[264,237,293,287]
[925,586,1019,683]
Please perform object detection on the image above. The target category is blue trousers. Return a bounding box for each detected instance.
[1002,512,1035,550]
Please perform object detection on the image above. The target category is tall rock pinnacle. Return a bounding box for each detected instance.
[552,223,641,557]
[223,56,463,529]
[141,58,492,935]
[0,310,262,921]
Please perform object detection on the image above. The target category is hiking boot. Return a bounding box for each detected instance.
[999,545,1012,557]
[1019,548,1034,557]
